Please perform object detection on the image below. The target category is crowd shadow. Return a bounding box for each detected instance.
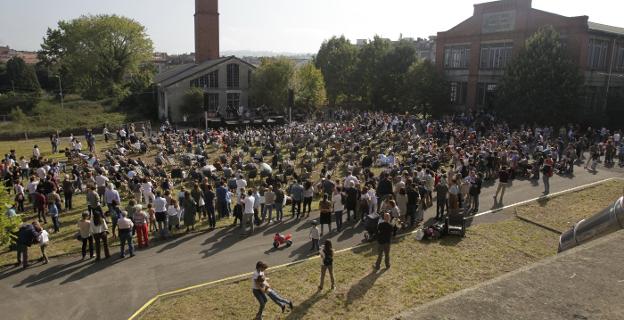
[157,230,207,253]
[345,269,386,305]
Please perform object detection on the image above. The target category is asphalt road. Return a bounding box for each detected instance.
[0,166,621,320]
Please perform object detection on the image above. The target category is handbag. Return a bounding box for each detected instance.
[75,232,83,241]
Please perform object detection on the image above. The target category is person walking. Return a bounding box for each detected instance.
[318,240,335,291]
[243,190,255,235]
[77,212,94,259]
[90,210,110,261]
[37,225,49,264]
[117,211,135,258]
[373,213,393,270]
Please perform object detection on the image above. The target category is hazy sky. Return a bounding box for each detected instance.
[1,0,623,54]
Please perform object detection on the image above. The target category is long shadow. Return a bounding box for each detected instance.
[345,269,386,305]
[157,230,206,253]
[60,257,125,284]
[199,232,243,258]
[0,265,28,281]
[262,218,300,236]
[285,291,329,320]
[336,224,364,242]
[13,259,87,288]
[287,239,318,260]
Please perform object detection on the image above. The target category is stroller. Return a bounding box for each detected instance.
[363,212,381,241]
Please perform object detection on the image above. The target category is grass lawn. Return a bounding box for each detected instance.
[137,180,623,320]
[515,179,624,232]
[0,134,116,161]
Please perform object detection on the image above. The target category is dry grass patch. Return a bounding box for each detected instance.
[515,179,624,232]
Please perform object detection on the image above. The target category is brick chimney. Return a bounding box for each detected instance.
[195,0,219,64]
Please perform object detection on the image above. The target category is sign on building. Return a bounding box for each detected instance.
[482,11,516,33]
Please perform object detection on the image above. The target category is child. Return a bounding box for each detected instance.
[147,203,157,232]
[37,225,49,264]
[48,201,60,233]
[309,220,320,252]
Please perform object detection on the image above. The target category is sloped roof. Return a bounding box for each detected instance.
[155,56,256,88]
[154,63,196,83]
[588,21,624,36]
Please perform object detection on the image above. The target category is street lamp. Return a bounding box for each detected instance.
[53,75,64,108]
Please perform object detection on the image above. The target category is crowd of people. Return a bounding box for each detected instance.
[2,112,621,280]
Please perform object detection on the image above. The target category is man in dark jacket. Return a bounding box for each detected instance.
[344,182,359,221]
[374,213,393,270]
[376,174,393,205]
[16,222,40,269]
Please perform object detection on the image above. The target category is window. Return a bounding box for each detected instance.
[227,63,240,88]
[450,82,468,105]
[480,43,513,69]
[616,44,624,72]
[204,93,219,113]
[227,92,240,108]
[190,70,219,88]
[587,39,609,70]
[477,82,497,108]
[444,46,471,69]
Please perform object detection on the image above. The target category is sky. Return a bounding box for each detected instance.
[1,0,623,54]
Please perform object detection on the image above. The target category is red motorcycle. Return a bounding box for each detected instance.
[273,233,293,249]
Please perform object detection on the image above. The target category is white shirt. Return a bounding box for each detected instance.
[104,188,120,205]
[19,159,29,169]
[167,205,180,217]
[154,197,167,212]
[252,270,264,290]
[38,230,49,245]
[309,226,320,240]
[343,175,359,188]
[332,193,344,212]
[95,175,109,187]
[614,133,621,142]
[33,148,40,158]
[244,196,255,214]
[36,167,47,179]
[236,178,247,191]
[27,181,39,194]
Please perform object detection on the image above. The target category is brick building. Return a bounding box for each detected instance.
[435,0,624,112]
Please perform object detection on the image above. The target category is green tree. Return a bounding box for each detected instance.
[373,39,418,112]
[406,60,450,117]
[353,36,391,107]
[0,188,21,247]
[39,15,154,100]
[250,57,295,113]
[314,36,358,107]
[496,26,584,125]
[180,87,204,118]
[6,57,41,93]
[294,62,326,112]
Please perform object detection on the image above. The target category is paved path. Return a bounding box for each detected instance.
[0,167,621,320]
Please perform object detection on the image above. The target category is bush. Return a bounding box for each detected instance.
[0,189,21,248]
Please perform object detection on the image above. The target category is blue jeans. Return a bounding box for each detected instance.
[267,288,290,308]
[275,203,283,221]
[252,289,267,319]
[263,204,274,222]
[119,229,134,257]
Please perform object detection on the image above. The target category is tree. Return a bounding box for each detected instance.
[39,15,154,100]
[180,87,204,118]
[496,26,584,125]
[0,188,21,247]
[373,39,418,112]
[353,36,391,107]
[294,63,326,112]
[250,57,295,113]
[6,57,41,93]
[406,60,450,117]
[314,36,358,107]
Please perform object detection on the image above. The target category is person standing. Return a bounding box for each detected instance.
[62,174,74,211]
[319,194,332,235]
[318,240,335,291]
[344,182,359,221]
[86,186,100,217]
[332,187,345,232]
[183,191,197,232]
[204,184,216,229]
[542,155,554,195]
[302,181,314,218]
[77,212,94,259]
[153,192,167,236]
[37,225,49,264]
[15,222,40,269]
[264,186,275,223]
[133,205,149,248]
[309,221,320,252]
[469,173,483,213]
[243,190,255,235]
[48,200,60,233]
[493,166,511,204]
[90,210,110,261]
[274,184,285,222]
[117,211,135,258]
[289,180,304,219]
[373,213,393,270]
